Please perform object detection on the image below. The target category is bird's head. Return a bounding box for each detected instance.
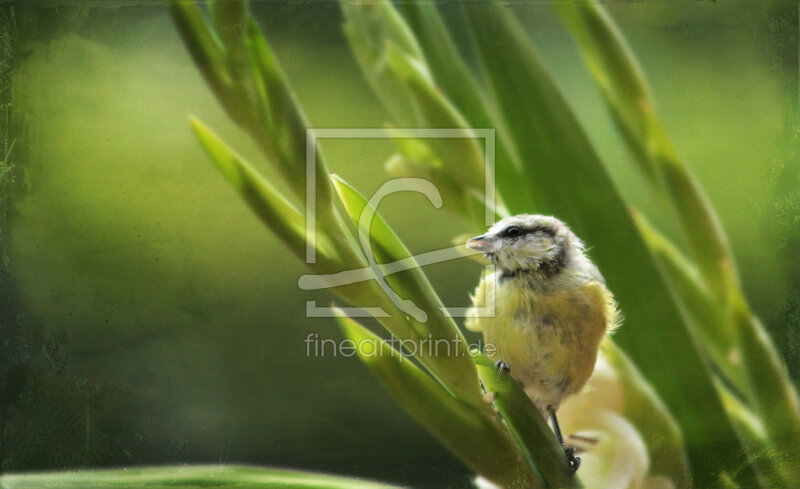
[466,214,581,277]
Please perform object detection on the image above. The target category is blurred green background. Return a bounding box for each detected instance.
[1,2,797,488]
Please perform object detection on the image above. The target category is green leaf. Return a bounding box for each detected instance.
[340,1,425,126]
[734,296,800,487]
[604,341,692,488]
[385,154,465,218]
[173,3,334,211]
[331,173,434,322]
[330,174,442,319]
[556,6,800,484]
[395,2,489,133]
[632,209,742,389]
[554,2,737,301]
[0,465,404,489]
[658,155,738,303]
[463,5,760,486]
[335,311,540,489]
[396,2,534,215]
[384,43,485,193]
[716,380,789,489]
[474,355,581,489]
[190,117,334,264]
[168,2,235,115]
[245,19,333,207]
[330,174,485,408]
[211,0,247,84]
[342,1,509,224]
[552,3,654,182]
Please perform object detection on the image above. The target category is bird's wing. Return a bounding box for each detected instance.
[579,279,622,335]
[464,271,495,332]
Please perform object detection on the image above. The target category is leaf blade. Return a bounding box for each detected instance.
[0,465,405,489]
[475,356,581,489]
[330,174,485,408]
[190,117,333,263]
[463,5,760,486]
[554,2,737,300]
[395,3,534,215]
[335,311,540,489]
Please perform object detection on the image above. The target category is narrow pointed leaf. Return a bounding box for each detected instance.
[190,117,333,263]
[632,209,742,388]
[168,2,234,113]
[734,297,800,486]
[0,466,404,489]
[330,174,447,317]
[335,311,539,489]
[659,155,739,302]
[716,380,788,489]
[383,44,485,195]
[384,43,485,192]
[342,0,510,223]
[245,19,333,207]
[395,2,490,133]
[340,1,424,126]
[396,2,534,215]
[604,341,692,488]
[474,355,580,488]
[555,2,737,299]
[464,5,760,486]
[211,0,247,84]
[330,174,484,407]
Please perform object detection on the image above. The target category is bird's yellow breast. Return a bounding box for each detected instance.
[466,272,616,412]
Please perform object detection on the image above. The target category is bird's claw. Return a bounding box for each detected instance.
[564,445,581,475]
[494,359,510,379]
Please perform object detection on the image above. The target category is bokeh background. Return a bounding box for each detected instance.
[1,2,797,488]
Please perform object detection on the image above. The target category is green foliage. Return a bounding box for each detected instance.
[336,311,543,489]
[340,2,494,231]
[168,2,575,487]
[4,2,785,489]
[190,117,323,263]
[458,11,747,485]
[603,342,692,487]
[0,466,404,489]
[556,3,736,299]
[394,3,531,217]
[330,174,484,404]
[347,1,797,487]
[473,356,579,488]
[555,3,800,486]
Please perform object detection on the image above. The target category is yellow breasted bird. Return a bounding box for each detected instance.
[465,214,620,474]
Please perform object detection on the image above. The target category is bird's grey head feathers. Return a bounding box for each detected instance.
[467,214,591,280]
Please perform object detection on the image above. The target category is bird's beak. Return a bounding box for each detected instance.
[466,234,502,253]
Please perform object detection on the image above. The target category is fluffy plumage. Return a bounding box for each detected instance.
[465,214,619,415]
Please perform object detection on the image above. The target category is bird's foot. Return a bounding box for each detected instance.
[564,445,581,475]
[494,359,510,379]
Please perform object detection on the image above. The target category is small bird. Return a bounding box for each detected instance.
[465,214,619,474]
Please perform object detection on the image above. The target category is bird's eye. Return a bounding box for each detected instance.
[505,227,521,238]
